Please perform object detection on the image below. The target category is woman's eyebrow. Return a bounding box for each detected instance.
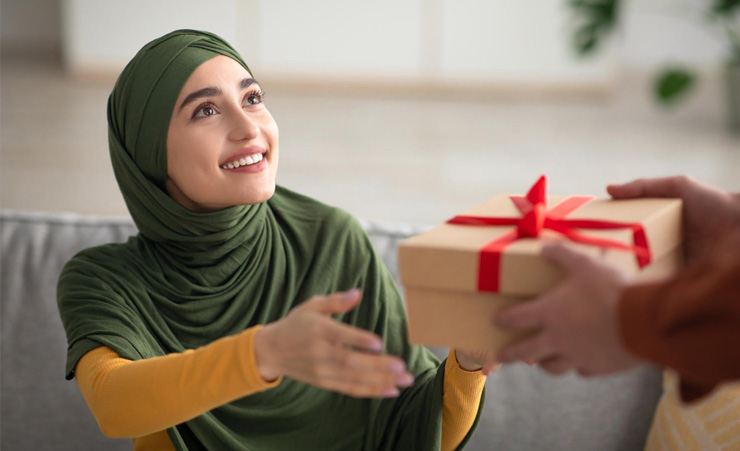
[179,86,222,112]
[178,78,260,113]
[241,78,259,90]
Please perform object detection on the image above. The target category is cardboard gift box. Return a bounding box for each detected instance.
[398,176,683,351]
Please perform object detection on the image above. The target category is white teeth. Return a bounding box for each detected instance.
[221,153,266,169]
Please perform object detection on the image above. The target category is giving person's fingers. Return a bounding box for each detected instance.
[537,356,573,375]
[607,176,690,200]
[493,298,547,330]
[496,333,554,364]
[493,278,572,331]
[541,243,593,274]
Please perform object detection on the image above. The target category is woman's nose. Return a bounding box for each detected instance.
[228,109,260,141]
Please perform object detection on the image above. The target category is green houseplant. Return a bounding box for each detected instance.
[570,0,740,131]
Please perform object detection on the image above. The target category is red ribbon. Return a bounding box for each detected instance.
[446,176,651,293]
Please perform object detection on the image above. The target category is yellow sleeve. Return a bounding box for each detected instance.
[441,349,488,451]
[75,325,281,439]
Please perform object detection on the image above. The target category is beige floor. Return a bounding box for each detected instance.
[2,58,739,226]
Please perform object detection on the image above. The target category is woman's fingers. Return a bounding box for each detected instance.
[303,345,413,398]
[317,378,401,399]
[331,347,413,387]
[481,363,496,376]
[303,289,363,315]
[322,317,384,352]
[497,333,554,364]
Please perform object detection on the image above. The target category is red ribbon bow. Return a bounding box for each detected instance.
[447,176,651,293]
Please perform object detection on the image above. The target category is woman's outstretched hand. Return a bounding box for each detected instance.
[253,289,414,398]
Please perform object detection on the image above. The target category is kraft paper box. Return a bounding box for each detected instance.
[398,179,683,352]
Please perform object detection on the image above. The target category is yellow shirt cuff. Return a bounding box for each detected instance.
[441,349,487,451]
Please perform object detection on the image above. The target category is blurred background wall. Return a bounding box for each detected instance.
[1,0,61,59]
[57,0,613,90]
[1,0,738,224]
[2,1,729,76]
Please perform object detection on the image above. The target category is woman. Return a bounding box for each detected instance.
[57,30,492,451]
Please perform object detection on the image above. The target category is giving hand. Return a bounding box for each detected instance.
[608,176,740,264]
[493,244,641,376]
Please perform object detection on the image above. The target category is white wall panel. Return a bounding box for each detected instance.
[61,0,620,87]
[440,0,614,83]
[620,0,729,70]
[257,0,422,75]
[62,0,240,71]
[52,0,739,81]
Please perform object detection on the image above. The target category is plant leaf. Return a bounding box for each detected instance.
[570,0,620,27]
[654,69,695,105]
[568,0,621,55]
[712,0,740,14]
[574,23,599,54]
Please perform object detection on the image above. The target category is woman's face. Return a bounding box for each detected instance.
[165,55,279,212]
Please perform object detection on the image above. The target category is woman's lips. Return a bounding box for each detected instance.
[220,146,266,166]
[220,147,268,173]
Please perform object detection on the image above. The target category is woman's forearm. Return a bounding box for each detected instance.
[75,326,281,438]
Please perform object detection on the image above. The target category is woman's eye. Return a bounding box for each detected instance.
[194,104,218,118]
[244,93,263,106]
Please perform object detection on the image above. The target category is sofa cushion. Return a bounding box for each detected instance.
[1,212,136,450]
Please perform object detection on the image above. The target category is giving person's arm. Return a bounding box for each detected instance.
[619,250,740,403]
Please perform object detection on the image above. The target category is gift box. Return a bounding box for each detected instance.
[398,176,683,351]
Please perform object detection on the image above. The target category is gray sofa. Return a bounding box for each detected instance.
[1,211,663,451]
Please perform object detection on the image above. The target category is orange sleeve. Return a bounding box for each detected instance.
[441,349,488,451]
[74,325,281,438]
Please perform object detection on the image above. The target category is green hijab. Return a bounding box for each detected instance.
[57,29,482,450]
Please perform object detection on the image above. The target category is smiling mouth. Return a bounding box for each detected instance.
[220,153,264,169]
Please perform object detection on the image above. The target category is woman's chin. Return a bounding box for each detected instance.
[231,184,277,206]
